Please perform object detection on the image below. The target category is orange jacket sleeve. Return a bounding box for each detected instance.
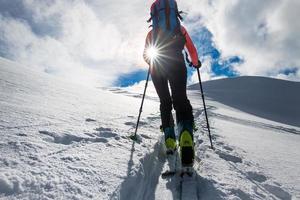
[181,26,199,66]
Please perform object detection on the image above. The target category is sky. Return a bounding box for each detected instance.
[0,0,299,87]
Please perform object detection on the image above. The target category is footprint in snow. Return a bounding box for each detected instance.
[140,133,152,139]
[17,133,27,137]
[223,145,234,151]
[93,137,109,143]
[229,189,253,200]
[60,156,80,162]
[0,176,22,195]
[124,122,135,127]
[196,138,204,145]
[39,130,86,145]
[216,150,243,163]
[39,130,108,145]
[194,109,203,118]
[263,184,292,200]
[86,118,96,122]
[95,127,118,139]
[214,138,236,153]
[99,132,117,138]
[246,171,267,183]
[146,116,160,121]
[124,121,147,127]
[84,132,95,137]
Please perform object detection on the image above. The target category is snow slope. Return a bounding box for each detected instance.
[189,76,300,127]
[1,57,300,200]
[0,57,160,199]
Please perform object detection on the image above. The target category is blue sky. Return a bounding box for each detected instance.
[116,27,243,87]
[0,0,299,87]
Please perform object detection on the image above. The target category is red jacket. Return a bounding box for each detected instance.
[143,26,199,66]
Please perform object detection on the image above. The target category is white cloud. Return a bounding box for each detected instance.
[188,57,226,85]
[0,0,152,86]
[180,0,300,81]
[274,70,300,82]
[1,0,299,87]
[189,58,212,84]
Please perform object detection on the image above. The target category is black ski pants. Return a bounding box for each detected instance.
[150,54,193,129]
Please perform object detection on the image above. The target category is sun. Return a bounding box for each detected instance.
[146,46,159,61]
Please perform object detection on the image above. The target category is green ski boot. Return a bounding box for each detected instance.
[178,120,194,166]
[163,127,177,155]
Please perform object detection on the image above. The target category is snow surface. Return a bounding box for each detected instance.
[1,57,300,199]
[189,77,300,127]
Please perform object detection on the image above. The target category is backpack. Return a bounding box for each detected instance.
[148,0,184,42]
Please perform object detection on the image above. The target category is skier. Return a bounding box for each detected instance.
[143,0,201,166]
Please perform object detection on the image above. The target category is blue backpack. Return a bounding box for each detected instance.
[148,0,183,41]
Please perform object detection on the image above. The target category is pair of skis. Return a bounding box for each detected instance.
[161,149,194,178]
[161,149,199,200]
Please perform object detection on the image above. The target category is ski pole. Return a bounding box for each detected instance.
[196,68,213,149]
[184,51,213,149]
[130,67,150,141]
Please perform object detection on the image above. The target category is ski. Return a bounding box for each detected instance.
[179,172,198,200]
[161,149,179,178]
[159,145,201,199]
[178,157,204,200]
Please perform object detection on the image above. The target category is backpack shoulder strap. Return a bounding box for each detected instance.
[165,0,171,30]
[174,1,183,21]
[147,2,158,23]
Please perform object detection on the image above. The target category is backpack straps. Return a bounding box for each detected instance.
[165,0,171,30]
[175,1,183,21]
[177,11,184,21]
[147,2,158,23]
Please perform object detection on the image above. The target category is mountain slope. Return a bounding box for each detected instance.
[1,58,299,199]
[0,57,160,199]
[189,76,300,127]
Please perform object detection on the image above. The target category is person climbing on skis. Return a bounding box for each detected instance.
[143,0,201,167]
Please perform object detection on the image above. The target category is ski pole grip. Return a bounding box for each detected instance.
[198,60,202,68]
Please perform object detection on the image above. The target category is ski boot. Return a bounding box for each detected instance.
[178,120,195,167]
[163,127,177,155]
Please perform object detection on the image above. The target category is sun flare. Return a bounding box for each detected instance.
[146,46,159,61]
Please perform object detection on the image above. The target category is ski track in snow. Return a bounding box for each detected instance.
[1,59,299,199]
[105,87,159,103]
[106,88,296,200]
[211,112,300,136]
[105,89,292,199]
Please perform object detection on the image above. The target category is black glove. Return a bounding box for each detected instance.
[194,60,202,68]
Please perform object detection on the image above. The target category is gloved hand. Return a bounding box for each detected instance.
[194,60,202,68]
